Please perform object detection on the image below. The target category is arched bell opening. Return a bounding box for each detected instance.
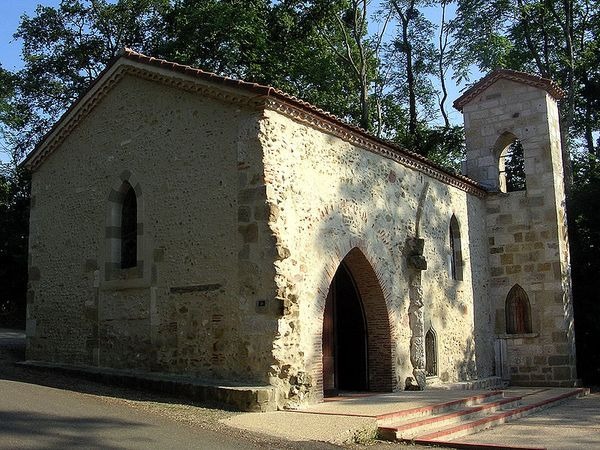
[494,132,526,193]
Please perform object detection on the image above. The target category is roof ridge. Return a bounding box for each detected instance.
[453,68,564,112]
[117,49,481,189]
[25,48,486,195]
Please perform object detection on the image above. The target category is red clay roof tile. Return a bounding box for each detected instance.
[25,47,485,194]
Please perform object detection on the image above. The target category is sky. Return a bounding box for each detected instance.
[0,0,46,72]
[0,0,472,162]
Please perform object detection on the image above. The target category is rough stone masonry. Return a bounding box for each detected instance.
[23,50,577,411]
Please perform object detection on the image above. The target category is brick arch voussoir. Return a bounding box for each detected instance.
[343,247,396,391]
[311,242,397,396]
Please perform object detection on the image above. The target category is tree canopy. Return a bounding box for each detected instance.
[0,0,599,382]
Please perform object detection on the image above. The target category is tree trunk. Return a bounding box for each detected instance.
[438,0,450,129]
[397,1,417,138]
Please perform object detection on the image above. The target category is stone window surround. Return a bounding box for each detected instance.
[505,284,533,335]
[425,326,438,377]
[494,131,528,194]
[102,170,148,286]
[449,214,463,282]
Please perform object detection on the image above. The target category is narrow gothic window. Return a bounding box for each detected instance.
[121,182,137,269]
[499,139,526,192]
[449,215,463,281]
[505,284,532,334]
[425,328,437,376]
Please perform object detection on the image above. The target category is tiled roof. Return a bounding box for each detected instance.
[25,48,485,195]
[453,68,564,112]
[120,48,343,125]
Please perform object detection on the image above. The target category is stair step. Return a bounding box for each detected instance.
[409,388,589,444]
[378,395,521,440]
[377,388,589,446]
[377,390,504,426]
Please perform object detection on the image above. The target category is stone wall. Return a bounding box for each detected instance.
[462,78,577,386]
[27,67,526,409]
[27,74,279,384]
[258,108,495,408]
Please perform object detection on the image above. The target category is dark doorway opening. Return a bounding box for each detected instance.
[322,263,368,397]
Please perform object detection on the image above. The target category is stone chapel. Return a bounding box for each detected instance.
[23,49,577,411]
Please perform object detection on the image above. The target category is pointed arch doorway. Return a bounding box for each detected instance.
[322,248,394,397]
[323,263,368,395]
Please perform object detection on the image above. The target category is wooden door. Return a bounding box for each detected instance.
[322,286,337,397]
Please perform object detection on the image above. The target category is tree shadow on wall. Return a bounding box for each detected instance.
[300,132,484,390]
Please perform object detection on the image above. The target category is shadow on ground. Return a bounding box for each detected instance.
[0,329,342,450]
[0,329,238,410]
[0,410,151,449]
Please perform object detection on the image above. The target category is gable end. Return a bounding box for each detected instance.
[453,69,564,112]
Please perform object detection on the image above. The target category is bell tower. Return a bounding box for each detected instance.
[455,70,577,386]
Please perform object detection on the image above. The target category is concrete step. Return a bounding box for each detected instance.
[378,387,589,447]
[377,390,504,427]
[379,395,522,440]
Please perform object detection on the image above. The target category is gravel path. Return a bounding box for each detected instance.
[0,330,341,449]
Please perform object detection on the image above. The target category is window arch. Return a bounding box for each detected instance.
[425,327,437,377]
[120,182,137,269]
[105,173,143,281]
[495,133,526,193]
[449,215,463,281]
[505,284,532,334]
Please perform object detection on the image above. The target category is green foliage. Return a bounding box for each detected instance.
[392,123,465,171]
[0,66,15,123]
[272,1,389,131]
[158,0,271,79]
[10,0,169,159]
[570,153,600,383]
[421,126,465,172]
[0,165,30,327]
[385,0,439,139]
[0,66,29,161]
[504,140,526,192]
[452,0,600,155]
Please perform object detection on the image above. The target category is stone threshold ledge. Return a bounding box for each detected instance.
[427,376,507,391]
[496,333,539,339]
[16,360,277,412]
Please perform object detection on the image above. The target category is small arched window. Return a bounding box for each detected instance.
[449,215,463,281]
[105,174,144,282]
[496,134,526,193]
[425,327,437,377]
[505,284,532,334]
[120,182,137,269]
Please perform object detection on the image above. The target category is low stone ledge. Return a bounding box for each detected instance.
[497,333,539,339]
[16,360,277,412]
[427,376,507,390]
